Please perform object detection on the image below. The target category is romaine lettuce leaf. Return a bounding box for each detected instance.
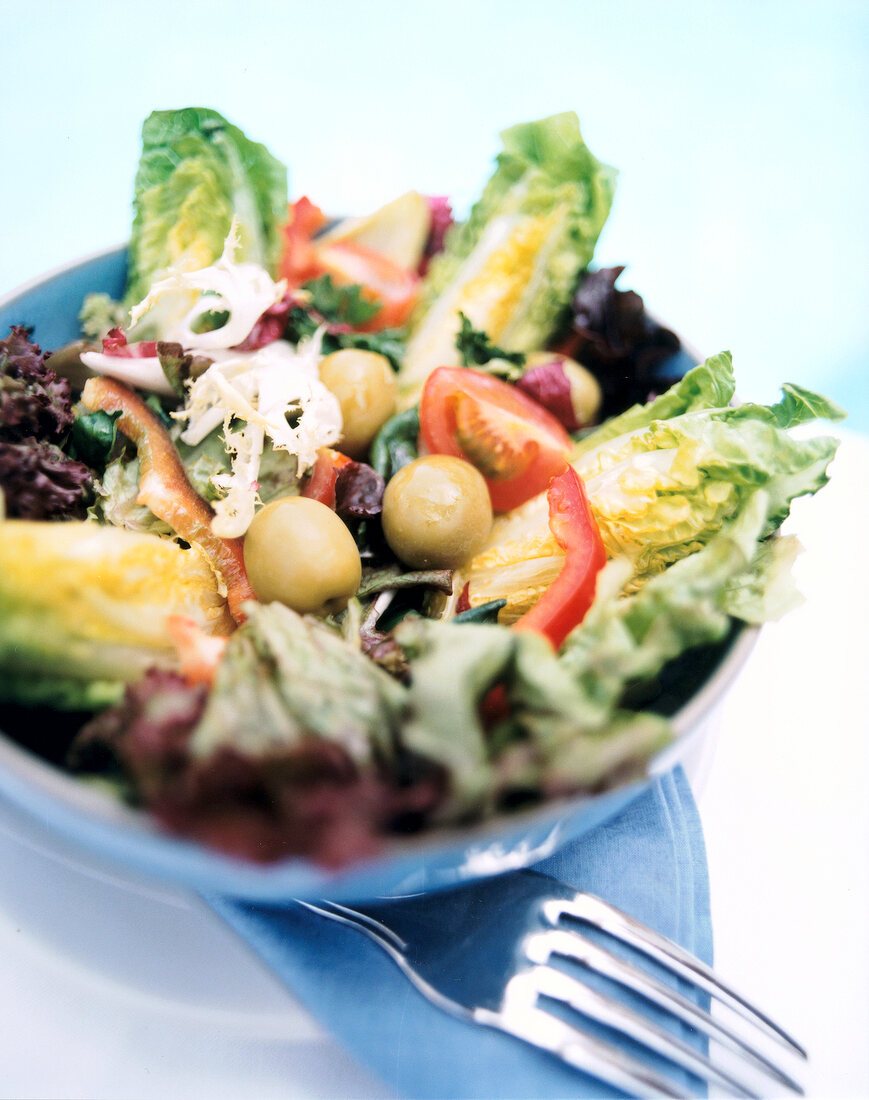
[398,112,616,403]
[394,612,672,820]
[189,601,406,764]
[125,107,287,306]
[552,492,777,749]
[461,354,843,613]
[0,520,232,708]
[576,401,840,585]
[399,491,799,811]
[561,491,772,679]
[720,532,805,623]
[572,351,737,458]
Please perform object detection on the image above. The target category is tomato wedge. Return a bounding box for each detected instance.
[315,240,419,330]
[279,199,420,331]
[419,367,573,511]
[512,466,606,649]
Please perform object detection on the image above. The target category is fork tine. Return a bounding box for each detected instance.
[544,893,807,1058]
[522,965,763,1098]
[302,882,804,1098]
[526,928,805,1094]
[311,900,693,1099]
[486,994,695,1100]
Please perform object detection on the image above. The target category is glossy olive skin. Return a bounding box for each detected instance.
[243,496,362,615]
[381,455,493,569]
[318,348,397,459]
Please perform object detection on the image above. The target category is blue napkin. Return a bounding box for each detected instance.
[206,766,711,1098]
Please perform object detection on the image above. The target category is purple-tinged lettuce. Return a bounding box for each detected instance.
[0,440,92,520]
[0,326,75,442]
[559,266,682,418]
[0,327,93,518]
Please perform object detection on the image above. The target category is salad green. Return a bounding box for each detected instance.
[0,107,845,867]
[400,112,616,404]
[126,107,287,308]
[0,518,232,709]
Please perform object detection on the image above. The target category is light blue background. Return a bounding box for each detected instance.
[2,0,867,427]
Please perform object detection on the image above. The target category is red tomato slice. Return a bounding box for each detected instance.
[278,199,420,331]
[419,367,573,511]
[314,240,419,330]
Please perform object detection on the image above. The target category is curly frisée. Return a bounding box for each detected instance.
[181,339,341,536]
[82,220,342,537]
[128,219,285,348]
[0,106,845,869]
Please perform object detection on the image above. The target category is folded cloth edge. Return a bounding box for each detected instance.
[205,765,711,1100]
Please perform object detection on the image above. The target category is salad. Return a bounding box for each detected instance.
[0,107,844,868]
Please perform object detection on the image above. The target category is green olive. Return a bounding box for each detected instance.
[318,348,397,459]
[243,496,362,615]
[381,455,493,569]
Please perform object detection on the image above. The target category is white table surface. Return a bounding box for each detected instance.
[1,2,867,1095]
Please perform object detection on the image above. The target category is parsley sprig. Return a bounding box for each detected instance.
[455,312,526,380]
[284,275,406,370]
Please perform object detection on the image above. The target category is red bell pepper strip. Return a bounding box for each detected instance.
[279,197,329,286]
[81,376,256,624]
[512,466,606,649]
[455,582,472,616]
[300,446,354,510]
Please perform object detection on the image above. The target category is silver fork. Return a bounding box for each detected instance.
[301,869,806,1099]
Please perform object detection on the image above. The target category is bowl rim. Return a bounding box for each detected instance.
[0,241,128,308]
[0,247,760,900]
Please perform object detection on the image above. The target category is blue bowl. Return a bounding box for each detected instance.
[0,250,756,902]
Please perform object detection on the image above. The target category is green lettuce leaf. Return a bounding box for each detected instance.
[725,384,847,430]
[393,618,515,816]
[573,351,738,458]
[68,408,122,468]
[177,426,300,507]
[90,425,300,535]
[89,455,174,536]
[398,112,616,403]
[78,293,129,342]
[720,533,805,623]
[125,107,287,306]
[0,519,232,708]
[459,351,842,631]
[560,492,773,691]
[394,615,671,821]
[189,602,406,764]
[552,490,795,745]
[572,363,842,586]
